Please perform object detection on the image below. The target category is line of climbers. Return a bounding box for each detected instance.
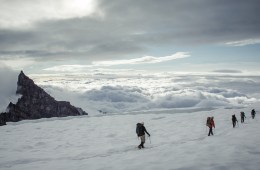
[206,109,256,136]
[136,109,256,149]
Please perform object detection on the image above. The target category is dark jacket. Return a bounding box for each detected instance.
[232,115,238,122]
[137,123,150,137]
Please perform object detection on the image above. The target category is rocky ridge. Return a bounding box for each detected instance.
[0,71,87,126]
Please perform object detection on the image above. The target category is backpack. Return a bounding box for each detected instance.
[206,117,211,127]
[136,123,142,136]
[232,115,236,121]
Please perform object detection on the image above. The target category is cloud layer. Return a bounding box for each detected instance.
[43,52,190,72]
[92,52,190,66]
[0,0,259,61]
[0,0,98,29]
[29,71,260,114]
[225,39,260,47]
[0,65,20,112]
[1,69,259,114]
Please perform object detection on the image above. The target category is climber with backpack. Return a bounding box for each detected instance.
[232,114,238,128]
[251,109,256,119]
[206,117,215,136]
[240,112,246,123]
[136,122,150,149]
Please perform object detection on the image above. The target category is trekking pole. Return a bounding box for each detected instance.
[148,136,151,144]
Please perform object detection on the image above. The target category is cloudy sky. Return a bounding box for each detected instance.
[0,0,260,74]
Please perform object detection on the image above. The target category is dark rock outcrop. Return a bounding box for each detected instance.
[0,71,87,126]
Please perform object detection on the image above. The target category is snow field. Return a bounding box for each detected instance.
[0,105,260,170]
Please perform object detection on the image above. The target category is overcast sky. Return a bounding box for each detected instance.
[0,0,260,74]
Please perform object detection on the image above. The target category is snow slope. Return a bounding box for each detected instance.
[0,104,260,170]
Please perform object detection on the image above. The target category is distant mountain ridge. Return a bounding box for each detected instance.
[0,71,87,126]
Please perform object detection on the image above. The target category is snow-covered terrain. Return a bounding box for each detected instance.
[0,103,259,170]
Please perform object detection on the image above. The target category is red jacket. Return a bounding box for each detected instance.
[210,119,215,128]
[207,118,215,128]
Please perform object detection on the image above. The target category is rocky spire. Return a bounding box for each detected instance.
[16,70,35,95]
[0,71,87,126]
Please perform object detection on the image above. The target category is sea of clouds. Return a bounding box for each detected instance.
[0,65,20,112]
[1,66,259,114]
[29,70,260,114]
